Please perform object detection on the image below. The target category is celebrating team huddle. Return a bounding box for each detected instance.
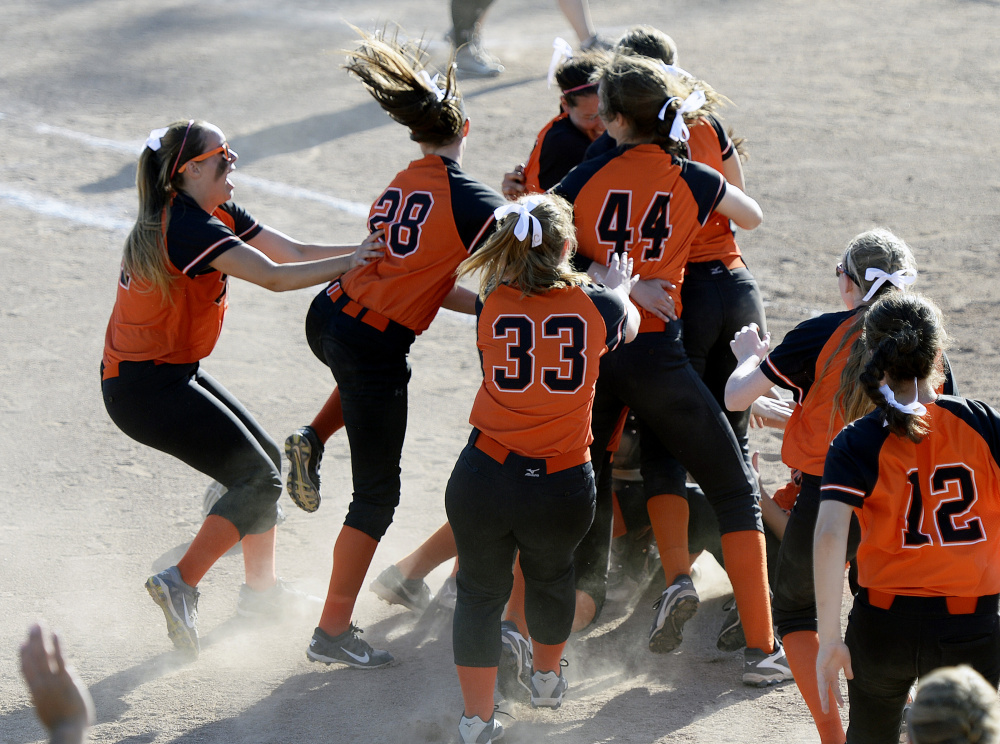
[99,22,1000,744]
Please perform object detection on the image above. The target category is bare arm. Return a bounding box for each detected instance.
[814,500,855,714]
[725,323,776,410]
[441,285,478,315]
[210,231,384,292]
[715,183,762,231]
[246,225,380,264]
[721,152,746,192]
[21,625,94,744]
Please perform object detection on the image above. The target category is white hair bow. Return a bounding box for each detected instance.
[657,89,707,142]
[145,126,170,152]
[548,37,574,88]
[417,70,445,102]
[862,266,917,302]
[658,62,694,80]
[494,195,546,247]
[879,381,927,417]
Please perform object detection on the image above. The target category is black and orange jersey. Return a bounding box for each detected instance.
[522,112,593,194]
[822,396,1000,597]
[470,282,627,458]
[102,193,262,380]
[340,154,505,335]
[762,310,859,475]
[555,145,726,319]
[684,115,741,266]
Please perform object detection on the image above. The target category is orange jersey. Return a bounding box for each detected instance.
[762,310,858,475]
[102,194,262,380]
[339,155,505,334]
[470,282,628,458]
[522,111,593,194]
[554,145,726,320]
[684,115,742,265]
[822,397,1000,597]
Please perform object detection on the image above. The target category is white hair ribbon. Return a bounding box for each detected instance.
[548,37,574,88]
[657,89,707,142]
[658,62,694,80]
[417,70,445,102]
[145,126,170,152]
[494,195,546,247]
[862,266,918,302]
[879,380,927,418]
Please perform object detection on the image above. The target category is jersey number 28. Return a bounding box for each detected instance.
[368,188,434,257]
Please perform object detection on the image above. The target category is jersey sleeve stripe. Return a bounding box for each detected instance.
[237,221,260,238]
[182,236,237,275]
[819,485,865,508]
[821,483,866,498]
[764,355,804,401]
[468,215,496,254]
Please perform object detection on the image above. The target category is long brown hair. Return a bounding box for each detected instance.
[344,28,464,146]
[859,293,945,442]
[595,53,725,153]
[457,194,588,298]
[122,119,213,297]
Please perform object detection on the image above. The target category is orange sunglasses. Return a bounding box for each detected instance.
[177,142,235,174]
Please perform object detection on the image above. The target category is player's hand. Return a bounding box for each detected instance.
[629,278,677,321]
[750,396,794,429]
[815,640,853,714]
[603,252,639,295]
[20,624,95,739]
[730,323,770,363]
[501,164,526,200]
[353,228,386,267]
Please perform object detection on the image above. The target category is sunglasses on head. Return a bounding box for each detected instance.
[177,142,235,174]
[836,262,859,285]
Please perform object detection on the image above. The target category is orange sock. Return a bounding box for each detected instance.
[532,640,566,675]
[503,555,528,638]
[242,528,276,591]
[783,631,846,744]
[176,515,240,587]
[647,493,690,584]
[397,522,457,579]
[456,665,498,721]
[611,492,627,538]
[720,530,774,652]
[310,387,344,443]
[318,525,379,637]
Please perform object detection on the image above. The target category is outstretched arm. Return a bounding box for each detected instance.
[21,624,95,744]
[210,229,385,292]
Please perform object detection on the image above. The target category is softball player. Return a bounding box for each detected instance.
[501,46,607,199]
[448,194,638,743]
[552,52,785,685]
[815,293,1000,744]
[298,31,507,669]
[101,119,381,655]
[726,229,937,742]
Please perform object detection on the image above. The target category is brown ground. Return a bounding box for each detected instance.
[3,0,1000,742]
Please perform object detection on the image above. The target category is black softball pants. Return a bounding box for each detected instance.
[574,322,762,612]
[102,360,281,536]
[772,474,861,637]
[844,591,1000,743]
[306,290,416,541]
[448,434,596,667]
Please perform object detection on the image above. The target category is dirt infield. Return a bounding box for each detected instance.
[2,0,999,742]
